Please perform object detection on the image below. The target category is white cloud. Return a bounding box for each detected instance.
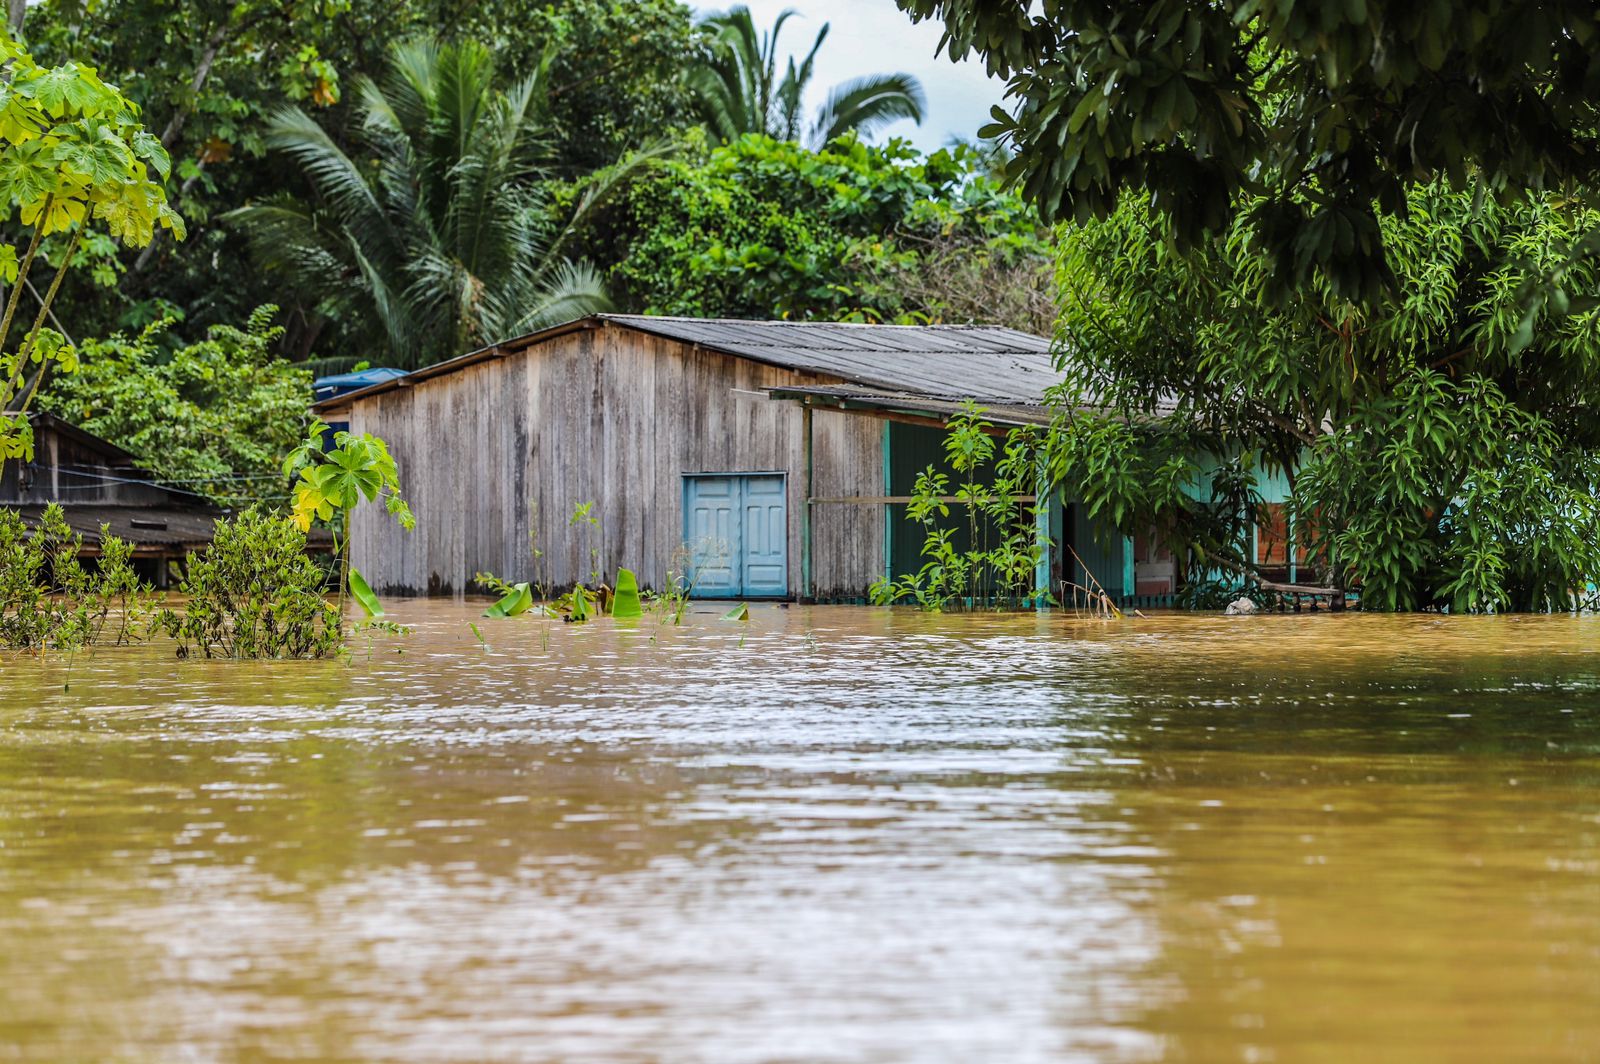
[688,0,1006,153]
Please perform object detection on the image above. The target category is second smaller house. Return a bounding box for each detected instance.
[2,412,326,586]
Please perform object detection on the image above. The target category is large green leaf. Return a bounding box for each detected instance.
[484,582,532,618]
[722,602,749,621]
[348,567,384,618]
[612,568,642,617]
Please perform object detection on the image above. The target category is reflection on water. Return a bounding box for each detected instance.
[3,604,1600,1062]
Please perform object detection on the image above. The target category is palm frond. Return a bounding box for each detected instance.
[810,73,926,148]
[508,259,612,335]
[551,137,680,259]
[345,234,424,366]
[261,107,402,271]
[237,34,627,369]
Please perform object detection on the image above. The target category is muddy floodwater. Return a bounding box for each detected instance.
[3,603,1600,1063]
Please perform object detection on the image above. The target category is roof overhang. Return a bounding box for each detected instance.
[5,411,142,467]
[766,386,1056,431]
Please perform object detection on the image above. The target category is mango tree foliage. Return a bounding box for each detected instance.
[897,0,1600,305]
[0,30,182,470]
[24,0,361,337]
[36,305,310,505]
[565,133,1055,332]
[1051,186,1600,612]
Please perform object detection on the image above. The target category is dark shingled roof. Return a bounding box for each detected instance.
[312,314,1062,411]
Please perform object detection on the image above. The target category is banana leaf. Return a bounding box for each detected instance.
[484,582,533,618]
[348,567,384,618]
[612,568,643,617]
[722,602,749,621]
[568,583,590,622]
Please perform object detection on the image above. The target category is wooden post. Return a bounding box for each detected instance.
[881,421,893,587]
[801,402,814,602]
[1033,455,1051,607]
[1121,534,1135,604]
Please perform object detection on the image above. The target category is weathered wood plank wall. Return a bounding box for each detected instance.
[346,323,884,597]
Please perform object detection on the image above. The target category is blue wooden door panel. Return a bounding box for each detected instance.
[684,474,787,599]
[741,474,788,597]
[685,476,740,596]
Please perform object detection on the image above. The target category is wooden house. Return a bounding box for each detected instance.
[312,314,1182,603]
[2,412,225,585]
[3,412,332,586]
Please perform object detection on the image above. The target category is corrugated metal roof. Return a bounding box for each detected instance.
[5,411,141,466]
[602,315,1061,403]
[312,315,1064,411]
[766,384,1181,425]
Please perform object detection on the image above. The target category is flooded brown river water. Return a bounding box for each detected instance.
[3,602,1600,1063]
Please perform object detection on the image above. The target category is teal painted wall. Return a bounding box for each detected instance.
[1066,502,1127,600]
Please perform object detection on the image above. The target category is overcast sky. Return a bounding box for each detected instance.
[687,0,1006,153]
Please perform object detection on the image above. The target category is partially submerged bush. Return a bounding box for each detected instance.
[156,508,340,659]
[870,403,1050,612]
[0,504,153,650]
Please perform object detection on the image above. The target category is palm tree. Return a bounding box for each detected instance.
[691,6,926,149]
[232,38,649,370]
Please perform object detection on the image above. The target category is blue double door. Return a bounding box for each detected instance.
[682,473,788,598]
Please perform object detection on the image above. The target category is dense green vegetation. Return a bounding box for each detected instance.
[8,0,1600,618]
[882,0,1600,612]
[17,0,980,368]
[0,503,150,649]
[21,0,700,345]
[231,36,648,370]
[1051,187,1600,612]
[155,506,344,659]
[6,0,1029,589]
[37,306,309,505]
[567,133,1053,331]
[0,29,182,474]
[897,0,1600,305]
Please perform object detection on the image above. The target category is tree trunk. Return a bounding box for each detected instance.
[129,21,232,277]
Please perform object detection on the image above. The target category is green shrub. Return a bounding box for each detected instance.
[562,133,1055,331]
[38,306,312,507]
[870,404,1050,612]
[0,504,153,650]
[156,508,340,659]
